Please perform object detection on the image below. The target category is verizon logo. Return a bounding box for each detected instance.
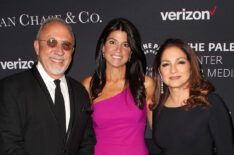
[160,7,216,21]
[0,59,34,70]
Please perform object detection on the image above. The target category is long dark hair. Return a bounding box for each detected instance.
[150,38,213,111]
[90,18,146,109]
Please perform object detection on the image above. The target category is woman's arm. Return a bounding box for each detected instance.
[144,75,156,129]
[208,93,234,155]
[82,76,92,98]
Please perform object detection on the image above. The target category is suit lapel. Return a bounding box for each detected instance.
[65,77,75,144]
[65,77,85,145]
[30,65,55,113]
[30,65,66,143]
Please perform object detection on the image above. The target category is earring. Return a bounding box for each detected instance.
[160,77,164,94]
[102,50,104,58]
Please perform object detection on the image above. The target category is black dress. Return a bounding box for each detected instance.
[152,93,234,155]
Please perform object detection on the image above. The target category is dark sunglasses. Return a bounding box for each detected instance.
[39,38,74,51]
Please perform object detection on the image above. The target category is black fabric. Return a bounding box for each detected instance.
[0,66,96,155]
[54,79,66,137]
[152,93,234,155]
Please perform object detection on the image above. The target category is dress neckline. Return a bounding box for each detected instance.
[92,87,129,107]
[163,105,186,111]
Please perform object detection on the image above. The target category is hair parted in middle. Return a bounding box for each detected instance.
[90,17,146,109]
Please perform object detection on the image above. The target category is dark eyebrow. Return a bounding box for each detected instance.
[106,37,117,41]
[161,60,170,63]
[176,57,187,61]
[161,57,187,63]
[106,37,128,44]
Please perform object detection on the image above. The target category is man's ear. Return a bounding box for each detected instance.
[34,40,39,55]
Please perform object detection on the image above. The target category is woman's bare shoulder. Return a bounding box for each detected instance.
[144,75,155,89]
[82,76,92,93]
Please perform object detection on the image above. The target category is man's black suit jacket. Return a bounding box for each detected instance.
[0,66,95,155]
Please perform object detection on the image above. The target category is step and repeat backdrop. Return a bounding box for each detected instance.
[1,0,234,153]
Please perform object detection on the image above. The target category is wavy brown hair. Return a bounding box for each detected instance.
[150,38,214,111]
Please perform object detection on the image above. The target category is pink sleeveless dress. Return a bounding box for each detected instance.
[92,87,148,155]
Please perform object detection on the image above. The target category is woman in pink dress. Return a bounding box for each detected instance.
[83,18,155,155]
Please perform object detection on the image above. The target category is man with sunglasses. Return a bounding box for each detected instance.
[0,17,95,155]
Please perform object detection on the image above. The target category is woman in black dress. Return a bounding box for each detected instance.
[151,38,234,155]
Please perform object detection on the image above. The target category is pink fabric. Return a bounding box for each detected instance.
[92,87,148,155]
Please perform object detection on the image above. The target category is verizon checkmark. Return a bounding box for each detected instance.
[210,6,216,16]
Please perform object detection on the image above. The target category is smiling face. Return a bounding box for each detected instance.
[159,46,191,90]
[102,30,131,69]
[34,22,74,79]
